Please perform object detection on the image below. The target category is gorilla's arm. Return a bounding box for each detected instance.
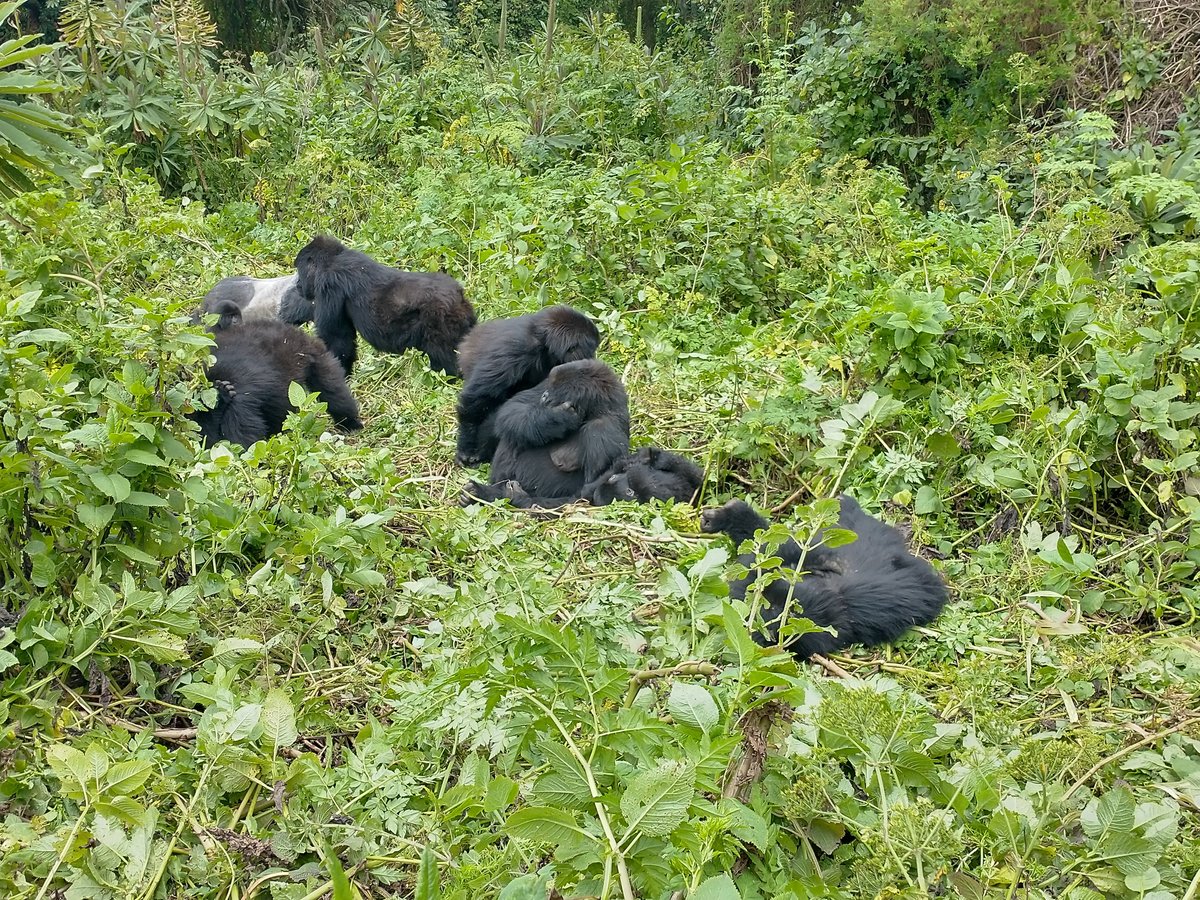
[493,389,583,450]
[576,415,630,484]
[311,279,358,375]
[648,448,705,483]
[457,338,540,436]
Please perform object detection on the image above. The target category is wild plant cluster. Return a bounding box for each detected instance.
[1,1,1199,898]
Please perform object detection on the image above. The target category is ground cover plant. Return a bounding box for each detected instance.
[2,1,1200,898]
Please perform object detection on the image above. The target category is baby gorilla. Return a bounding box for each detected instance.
[462,446,703,510]
[700,497,948,659]
[592,446,704,505]
[295,235,477,377]
[487,359,630,497]
[199,274,313,329]
[455,306,600,466]
[189,300,362,447]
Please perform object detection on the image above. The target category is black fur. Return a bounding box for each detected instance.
[294,235,476,377]
[462,445,703,510]
[198,274,312,328]
[699,497,948,659]
[488,359,630,497]
[189,308,362,447]
[593,446,704,505]
[455,306,600,466]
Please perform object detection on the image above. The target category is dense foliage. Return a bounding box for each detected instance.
[2,1,1199,898]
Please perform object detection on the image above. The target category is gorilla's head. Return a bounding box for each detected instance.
[537,306,601,365]
[293,235,346,298]
[538,359,625,419]
[700,499,770,548]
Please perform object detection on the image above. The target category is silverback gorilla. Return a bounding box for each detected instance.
[455,306,601,466]
[700,496,948,659]
[200,274,313,329]
[487,359,630,497]
[189,300,362,447]
[462,445,703,510]
[294,235,476,377]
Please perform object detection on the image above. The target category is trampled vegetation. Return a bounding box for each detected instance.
[2,1,1199,898]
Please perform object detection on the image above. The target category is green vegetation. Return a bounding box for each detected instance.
[2,0,1199,898]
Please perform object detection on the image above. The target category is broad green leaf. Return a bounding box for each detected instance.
[619,759,695,838]
[1101,833,1160,876]
[77,503,115,532]
[692,873,740,900]
[45,744,93,796]
[505,807,597,845]
[103,759,154,796]
[820,527,859,549]
[89,471,131,503]
[224,703,262,743]
[483,777,519,814]
[211,638,265,663]
[497,869,554,900]
[113,629,186,662]
[688,547,729,581]
[1082,787,1136,839]
[667,681,719,733]
[1124,868,1161,892]
[261,689,298,749]
[95,796,147,826]
[722,602,759,662]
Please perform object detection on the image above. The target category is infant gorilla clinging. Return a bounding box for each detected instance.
[486,358,630,498]
[701,496,948,659]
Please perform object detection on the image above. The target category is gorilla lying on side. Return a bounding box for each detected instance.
[700,496,948,659]
[462,446,703,509]
[485,359,630,497]
[294,235,476,377]
[189,300,362,447]
[199,274,313,329]
[455,306,600,466]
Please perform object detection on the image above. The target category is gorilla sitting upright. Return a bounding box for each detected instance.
[462,445,703,510]
[189,300,362,447]
[294,235,476,377]
[485,359,630,498]
[199,274,313,329]
[454,306,601,466]
[700,496,948,659]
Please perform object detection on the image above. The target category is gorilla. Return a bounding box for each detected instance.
[294,235,476,377]
[462,446,703,510]
[199,274,312,329]
[189,300,362,447]
[700,496,948,659]
[592,446,704,505]
[455,306,601,466]
[487,359,630,497]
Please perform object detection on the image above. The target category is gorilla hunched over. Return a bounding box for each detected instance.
[294,235,476,377]
[700,496,948,660]
[454,306,601,467]
[189,300,362,447]
[486,358,630,498]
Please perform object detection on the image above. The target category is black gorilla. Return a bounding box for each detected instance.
[487,359,630,497]
[455,306,601,466]
[592,446,704,505]
[700,496,948,659]
[189,300,362,447]
[294,235,477,377]
[200,274,313,329]
[462,446,703,510]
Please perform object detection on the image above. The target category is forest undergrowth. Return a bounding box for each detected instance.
[2,3,1200,899]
